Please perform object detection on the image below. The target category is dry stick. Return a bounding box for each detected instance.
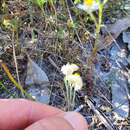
[48,56,61,73]
[12,47,19,85]
[74,104,84,112]
[85,97,115,130]
[12,31,23,95]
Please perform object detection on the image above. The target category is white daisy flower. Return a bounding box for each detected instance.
[61,63,79,76]
[77,0,99,13]
[65,73,83,91]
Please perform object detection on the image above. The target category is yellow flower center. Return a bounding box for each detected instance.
[84,0,94,6]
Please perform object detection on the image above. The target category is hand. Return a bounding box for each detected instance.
[0,99,88,130]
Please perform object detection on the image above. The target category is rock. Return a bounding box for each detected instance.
[111,68,129,120]
[110,45,128,66]
[25,57,49,86]
[27,86,50,104]
[25,57,50,104]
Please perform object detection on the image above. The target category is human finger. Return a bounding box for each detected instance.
[0,99,63,130]
[25,112,88,130]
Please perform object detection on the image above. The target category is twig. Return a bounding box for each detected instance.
[48,56,61,73]
[85,97,115,130]
[74,104,84,112]
[12,31,21,89]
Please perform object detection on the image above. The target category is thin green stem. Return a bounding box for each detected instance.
[64,79,70,110]
[0,82,16,98]
[72,90,76,110]
[89,12,98,27]
[28,0,33,24]
[90,2,104,65]
[69,85,73,105]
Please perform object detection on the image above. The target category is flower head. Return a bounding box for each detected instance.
[65,73,83,91]
[77,0,99,13]
[61,63,83,111]
[61,63,83,91]
[61,63,79,76]
[84,0,94,6]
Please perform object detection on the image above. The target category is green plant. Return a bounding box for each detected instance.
[31,0,47,10]
[0,61,34,100]
[81,0,108,66]
[0,82,16,98]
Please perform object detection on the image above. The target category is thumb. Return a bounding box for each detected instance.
[24,112,88,130]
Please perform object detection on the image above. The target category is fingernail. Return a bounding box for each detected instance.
[64,112,86,130]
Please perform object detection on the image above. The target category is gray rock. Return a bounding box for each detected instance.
[27,86,50,104]
[25,57,49,86]
[25,57,50,104]
[111,69,129,120]
[123,31,130,51]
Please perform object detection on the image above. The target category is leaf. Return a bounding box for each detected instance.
[67,19,75,29]
[37,0,46,7]
[99,16,130,50]
[107,16,130,39]
[32,0,46,8]
[123,31,130,43]
[25,57,49,86]
[111,69,129,121]
[2,18,19,31]
[74,0,81,4]
[123,31,130,51]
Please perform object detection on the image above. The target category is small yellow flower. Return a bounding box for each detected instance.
[77,0,99,13]
[84,0,94,6]
[3,19,11,27]
[65,73,83,91]
[61,63,79,76]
